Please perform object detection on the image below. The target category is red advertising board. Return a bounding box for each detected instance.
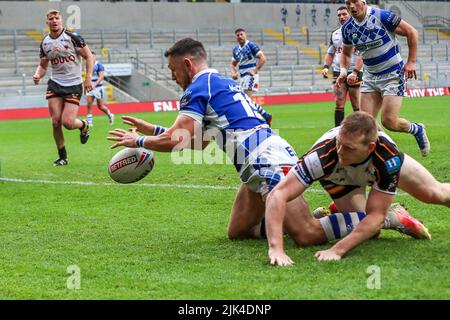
[1,88,448,121]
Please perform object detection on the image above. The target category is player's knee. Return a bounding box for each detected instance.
[51,119,62,129]
[422,188,447,205]
[381,116,398,130]
[227,226,249,240]
[62,119,75,130]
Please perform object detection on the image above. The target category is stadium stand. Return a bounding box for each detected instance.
[0,1,449,106]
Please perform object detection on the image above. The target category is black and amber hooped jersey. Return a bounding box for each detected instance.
[293,127,404,199]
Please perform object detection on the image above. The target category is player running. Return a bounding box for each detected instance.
[322,6,363,127]
[33,9,93,166]
[86,51,114,127]
[337,0,430,157]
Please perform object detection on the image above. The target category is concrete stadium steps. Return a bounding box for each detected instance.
[1,27,449,100]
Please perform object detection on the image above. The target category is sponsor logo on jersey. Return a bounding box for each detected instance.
[50,54,76,65]
[180,90,192,108]
[385,156,401,174]
[356,38,383,51]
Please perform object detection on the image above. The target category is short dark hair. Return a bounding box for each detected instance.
[234,28,246,34]
[164,38,207,61]
[341,112,378,144]
[337,6,348,12]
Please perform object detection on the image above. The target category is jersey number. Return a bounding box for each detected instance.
[233,93,263,120]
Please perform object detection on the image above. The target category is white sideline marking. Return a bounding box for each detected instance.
[0,177,237,191]
[0,177,408,196]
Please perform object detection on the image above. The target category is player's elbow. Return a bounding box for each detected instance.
[403,25,419,42]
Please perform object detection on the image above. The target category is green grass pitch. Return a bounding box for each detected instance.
[0,96,449,299]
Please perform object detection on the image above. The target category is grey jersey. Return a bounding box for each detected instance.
[40,29,86,86]
[327,27,358,72]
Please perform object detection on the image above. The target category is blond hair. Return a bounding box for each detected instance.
[46,9,61,19]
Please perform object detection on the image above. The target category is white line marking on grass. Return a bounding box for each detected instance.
[0,177,409,196]
[0,177,237,190]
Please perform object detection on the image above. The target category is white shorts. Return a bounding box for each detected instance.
[237,132,298,195]
[87,86,106,100]
[361,69,405,97]
[239,74,259,92]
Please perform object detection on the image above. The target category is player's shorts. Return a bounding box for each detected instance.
[239,73,259,92]
[46,79,82,105]
[361,68,405,97]
[231,127,298,196]
[86,86,105,100]
[332,70,363,87]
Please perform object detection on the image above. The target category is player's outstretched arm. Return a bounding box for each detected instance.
[315,189,393,261]
[122,116,159,136]
[108,114,207,152]
[265,171,306,266]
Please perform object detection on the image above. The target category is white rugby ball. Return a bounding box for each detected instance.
[108,147,155,184]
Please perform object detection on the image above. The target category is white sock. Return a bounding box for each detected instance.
[319,212,366,241]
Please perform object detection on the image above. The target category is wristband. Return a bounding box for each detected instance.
[340,67,348,76]
[153,125,167,136]
[135,136,147,148]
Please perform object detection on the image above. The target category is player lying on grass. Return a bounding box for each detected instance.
[266,112,450,266]
[107,38,431,262]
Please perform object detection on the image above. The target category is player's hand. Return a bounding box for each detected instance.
[335,73,347,89]
[346,72,358,85]
[231,71,238,80]
[268,248,295,266]
[403,62,417,80]
[248,70,257,76]
[314,248,342,261]
[33,74,40,85]
[122,115,155,135]
[322,68,329,78]
[84,78,93,93]
[107,128,139,149]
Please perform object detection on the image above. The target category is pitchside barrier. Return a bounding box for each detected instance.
[0,88,449,121]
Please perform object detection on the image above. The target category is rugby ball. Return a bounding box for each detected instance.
[108,147,155,184]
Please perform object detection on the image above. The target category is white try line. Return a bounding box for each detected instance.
[0,176,409,196]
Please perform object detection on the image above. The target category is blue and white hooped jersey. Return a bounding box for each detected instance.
[91,61,105,87]
[179,69,272,171]
[341,7,403,76]
[232,41,262,77]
